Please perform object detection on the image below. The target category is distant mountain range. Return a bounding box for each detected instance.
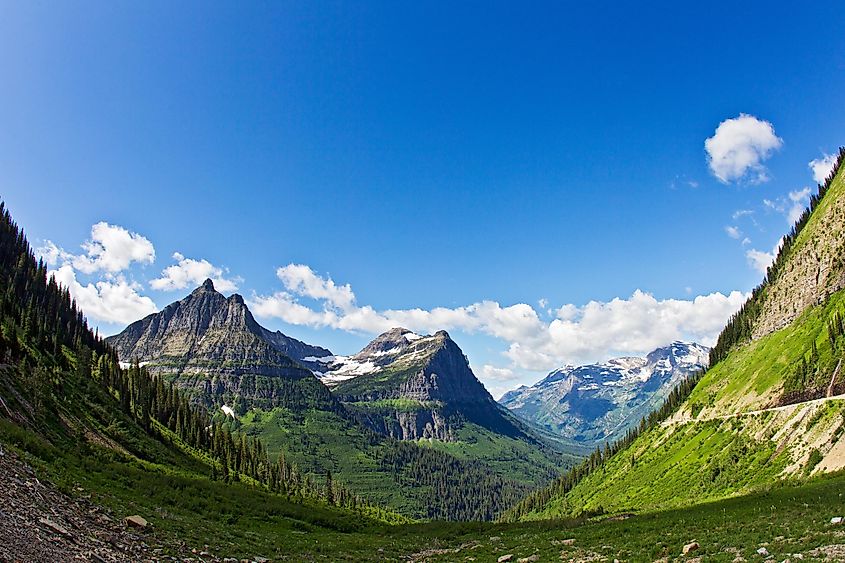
[499,342,709,445]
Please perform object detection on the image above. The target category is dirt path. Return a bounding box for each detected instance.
[666,393,845,427]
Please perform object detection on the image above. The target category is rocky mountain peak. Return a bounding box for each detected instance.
[195,278,216,293]
[359,327,416,355]
[105,281,335,407]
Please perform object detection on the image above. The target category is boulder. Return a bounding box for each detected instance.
[518,556,539,563]
[757,547,769,557]
[498,555,514,563]
[38,517,70,537]
[683,542,700,554]
[123,515,148,529]
[561,538,576,546]
[831,516,843,524]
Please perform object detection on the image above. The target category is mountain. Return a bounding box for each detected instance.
[322,327,531,440]
[500,342,709,445]
[106,279,334,410]
[509,148,845,521]
[0,201,410,560]
[106,285,568,520]
[310,327,574,485]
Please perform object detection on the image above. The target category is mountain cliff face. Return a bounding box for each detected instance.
[322,328,531,441]
[106,279,333,410]
[500,342,708,445]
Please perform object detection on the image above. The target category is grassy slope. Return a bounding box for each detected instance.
[6,412,845,561]
[237,406,427,515]
[687,290,845,418]
[409,471,845,562]
[524,291,845,519]
[520,160,845,521]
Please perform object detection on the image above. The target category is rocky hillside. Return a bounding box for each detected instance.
[106,279,332,410]
[323,328,530,441]
[513,148,845,521]
[500,342,708,445]
[752,154,845,340]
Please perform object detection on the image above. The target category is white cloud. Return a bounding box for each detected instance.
[35,222,158,328]
[275,264,357,312]
[705,114,783,184]
[732,209,754,220]
[71,222,155,274]
[36,241,71,267]
[809,153,837,184]
[787,187,811,224]
[479,365,521,399]
[252,264,747,372]
[763,188,811,225]
[51,265,157,325]
[150,252,241,293]
[725,225,742,239]
[745,237,784,275]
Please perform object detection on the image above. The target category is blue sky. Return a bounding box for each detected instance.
[2,2,844,397]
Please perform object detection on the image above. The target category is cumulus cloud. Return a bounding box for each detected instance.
[36,222,159,328]
[809,153,837,184]
[705,114,783,184]
[69,222,155,274]
[150,252,241,292]
[252,264,747,372]
[479,365,521,399]
[51,265,157,325]
[276,264,356,311]
[746,237,784,275]
[724,225,742,239]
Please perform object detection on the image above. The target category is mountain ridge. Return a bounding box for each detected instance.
[500,341,709,445]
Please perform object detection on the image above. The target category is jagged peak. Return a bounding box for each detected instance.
[228,293,245,305]
[192,278,217,294]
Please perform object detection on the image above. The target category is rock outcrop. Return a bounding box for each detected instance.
[752,186,845,339]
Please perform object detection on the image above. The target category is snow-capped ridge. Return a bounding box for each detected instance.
[500,342,709,445]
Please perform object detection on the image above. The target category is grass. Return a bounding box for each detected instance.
[402,470,845,562]
[5,418,845,561]
[344,398,445,412]
[687,290,845,418]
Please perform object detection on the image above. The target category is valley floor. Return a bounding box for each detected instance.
[4,436,845,562]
